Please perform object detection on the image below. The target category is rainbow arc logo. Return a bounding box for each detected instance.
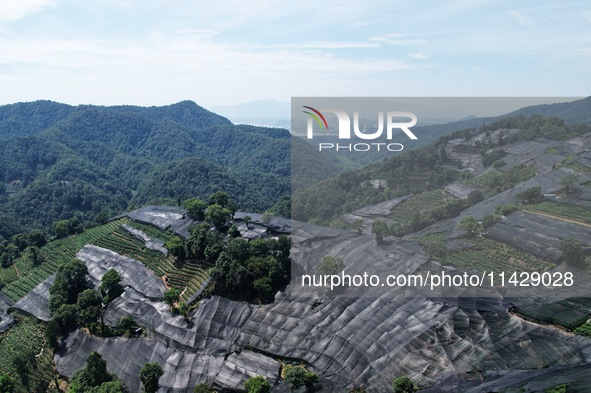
[302,106,328,130]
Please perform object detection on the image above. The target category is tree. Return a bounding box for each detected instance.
[119,316,138,337]
[100,269,124,303]
[164,288,180,306]
[544,384,568,393]
[13,350,35,387]
[392,376,418,393]
[284,366,319,392]
[208,191,231,209]
[25,245,44,265]
[184,198,207,220]
[316,256,344,275]
[204,231,224,262]
[11,233,28,251]
[284,366,306,392]
[457,215,479,237]
[165,236,186,259]
[49,259,89,314]
[466,190,484,205]
[352,218,364,233]
[0,372,14,393]
[86,380,127,393]
[248,239,269,258]
[96,212,109,225]
[303,371,319,390]
[372,220,389,244]
[561,172,579,194]
[0,243,19,268]
[228,224,240,237]
[28,229,47,247]
[54,219,71,238]
[424,239,447,261]
[76,289,103,332]
[243,215,252,227]
[272,235,291,262]
[46,318,61,349]
[69,352,121,393]
[55,303,79,333]
[262,212,272,226]
[226,238,250,262]
[560,238,584,267]
[253,276,274,303]
[178,302,189,319]
[139,362,164,393]
[85,352,110,387]
[194,384,211,393]
[244,375,271,393]
[211,252,247,294]
[517,186,543,204]
[187,223,210,259]
[205,204,231,231]
[481,214,498,230]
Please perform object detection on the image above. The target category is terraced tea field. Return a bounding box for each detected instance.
[388,189,448,225]
[125,220,177,243]
[0,311,56,392]
[386,169,434,193]
[1,219,125,301]
[1,218,209,304]
[524,202,591,225]
[516,297,591,330]
[90,227,210,303]
[443,237,554,274]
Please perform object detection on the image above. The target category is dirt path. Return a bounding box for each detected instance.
[524,210,591,228]
[13,263,21,277]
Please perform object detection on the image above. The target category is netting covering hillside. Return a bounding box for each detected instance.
[13,274,55,321]
[121,223,168,255]
[57,296,275,392]
[486,211,591,262]
[55,287,591,392]
[0,295,14,333]
[128,206,195,239]
[53,222,591,392]
[77,245,167,300]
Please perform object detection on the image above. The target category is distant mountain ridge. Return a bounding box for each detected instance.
[0,100,303,239]
[508,96,591,124]
[0,100,231,139]
[0,96,589,240]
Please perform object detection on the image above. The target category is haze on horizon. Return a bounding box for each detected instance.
[0,1,589,109]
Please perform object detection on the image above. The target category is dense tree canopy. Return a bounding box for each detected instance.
[69,352,125,393]
[100,269,124,303]
[0,101,297,240]
[244,375,271,393]
[392,376,418,393]
[139,362,164,393]
[49,259,89,314]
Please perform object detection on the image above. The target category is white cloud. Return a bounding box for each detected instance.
[409,52,430,59]
[369,33,427,46]
[0,0,56,21]
[0,1,589,105]
[250,41,381,49]
[509,10,534,26]
[0,34,427,106]
[369,33,406,41]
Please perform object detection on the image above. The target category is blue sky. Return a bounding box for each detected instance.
[0,0,589,107]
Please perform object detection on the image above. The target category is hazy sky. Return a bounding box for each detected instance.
[0,1,589,107]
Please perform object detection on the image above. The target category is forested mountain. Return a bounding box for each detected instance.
[2,97,591,242]
[293,114,591,225]
[509,96,591,124]
[0,101,297,240]
[0,100,76,138]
